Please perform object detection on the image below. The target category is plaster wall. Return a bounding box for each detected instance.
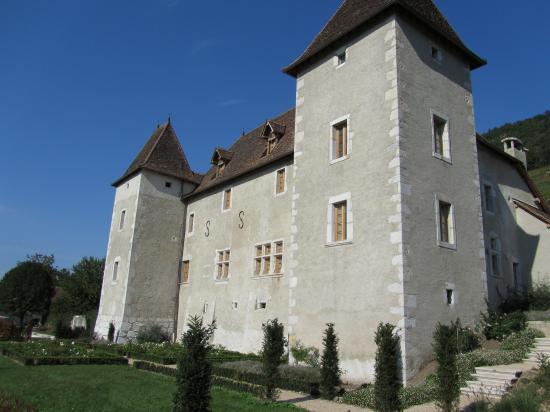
[290,17,404,383]
[517,211,550,285]
[177,160,293,350]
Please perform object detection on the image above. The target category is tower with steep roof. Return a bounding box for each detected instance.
[95,122,200,342]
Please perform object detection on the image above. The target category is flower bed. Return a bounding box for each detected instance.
[0,341,128,366]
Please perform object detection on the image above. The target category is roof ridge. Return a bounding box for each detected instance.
[142,123,170,165]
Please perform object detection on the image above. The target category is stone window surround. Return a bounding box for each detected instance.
[221,187,232,213]
[252,239,284,278]
[430,109,452,164]
[434,193,457,250]
[481,180,496,215]
[274,167,287,197]
[187,211,196,236]
[487,232,502,278]
[112,257,121,284]
[329,114,351,164]
[326,192,353,247]
[118,209,126,232]
[214,247,231,283]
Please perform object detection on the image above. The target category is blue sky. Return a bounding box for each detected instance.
[1,0,549,275]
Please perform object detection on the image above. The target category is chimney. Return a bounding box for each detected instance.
[501,137,528,169]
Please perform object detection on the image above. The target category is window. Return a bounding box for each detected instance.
[180,260,190,284]
[333,201,347,242]
[513,262,520,290]
[276,169,286,194]
[216,162,226,177]
[332,121,348,160]
[119,210,126,230]
[112,261,119,282]
[202,302,209,314]
[431,46,442,63]
[255,299,267,310]
[446,289,454,306]
[216,249,230,280]
[437,199,456,247]
[165,181,172,188]
[187,213,195,234]
[337,50,347,66]
[222,189,232,211]
[489,237,501,277]
[254,241,284,276]
[232,301,238,310]
[483,184,495,213]
[432,113,450,161]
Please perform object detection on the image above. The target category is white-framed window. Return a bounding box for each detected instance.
[327,193,353,245]
[431,46,443,63]
[254,241,284,276]
[482,183,496,214]
[431,111,451,162]
[180,260,190,284]
[435,195,456,249]
[330,115,350,163]
[222,188,232,212]
[488,236,501,277]
[215,249,230,281]
[187,212,195,235]
[112,258,120,282]
[119,210,126,231]
[275,168,286,195]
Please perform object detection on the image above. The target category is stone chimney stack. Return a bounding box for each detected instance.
[501,137,528,169]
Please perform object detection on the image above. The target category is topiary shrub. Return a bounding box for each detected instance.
[290,340,320,368]
[261,319,286,401]
[374,323,402,412]
[433,322,460,412]
[173,315,216,412]
[320,323,341,400]
[137,324,170,344]
[108,322,115,343]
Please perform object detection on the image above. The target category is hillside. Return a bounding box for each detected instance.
[483,110,550,170]
[529,165,550,203]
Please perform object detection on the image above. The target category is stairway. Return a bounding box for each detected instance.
[460,366,522,399]
[525,338,550,365]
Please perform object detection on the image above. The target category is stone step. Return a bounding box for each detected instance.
[535,338,550,342]
[461,385,507,397]
[466,379,510,388]
[475,367,522,377]
[472,375,516,385]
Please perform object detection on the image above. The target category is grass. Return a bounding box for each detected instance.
[529,165,550,202]
[0,356,302,412]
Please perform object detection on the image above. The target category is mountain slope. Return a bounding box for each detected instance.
[529,165,550,202]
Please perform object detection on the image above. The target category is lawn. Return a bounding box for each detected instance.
[0,356,301,412]
[530,165,550,202]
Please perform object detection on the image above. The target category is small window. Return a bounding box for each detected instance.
[333,201,348,242]
[489,237,501,277]
[437,200,455,246]
[513,262,520,290]
[180,260,190,284]
[222,189,232,211]
[432,114,450,160]
[276,169,286,194]
[216,249,230,280]
[119,210,126,230]
[203,302,209,314]
[332,121,348,160]
[232,301,238,310]
[165,181,172,188]
[337,50,347,66]
[187,213,195,234]
[255,300,267,310]
[112,261,119,282]
[483,184,495,213]
[432,46,442,63]
[446,289,454,306]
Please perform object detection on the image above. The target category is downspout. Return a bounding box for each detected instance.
[173,180,187,342]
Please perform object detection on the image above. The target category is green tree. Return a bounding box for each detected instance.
[374,323,402,412]
[320,323,341,400]
[433,322,460,412]
[261,319,286,400]
[173,315,216,412]
[0,261,55,326]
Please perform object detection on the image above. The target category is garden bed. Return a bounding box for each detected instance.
[0,341,128,366]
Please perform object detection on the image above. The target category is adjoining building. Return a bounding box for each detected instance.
[95,0,550,383]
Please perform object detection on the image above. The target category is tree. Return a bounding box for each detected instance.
[433,322,460,412]
[320,323,341,400]
[0,261,55,326]
[374,323,402,412]
[173,315,216,412]
[261,319,286,400]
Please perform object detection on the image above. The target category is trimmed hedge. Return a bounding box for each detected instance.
[133,360,176,376]
[0,345,128,366]
[212,376,264,398]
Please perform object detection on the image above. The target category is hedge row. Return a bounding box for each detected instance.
[1,348,128,366]
[116,349,260,365]
[133,360,177,376]
[211,376,265,398]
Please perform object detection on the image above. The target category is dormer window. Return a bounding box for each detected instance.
[261,120,286,156]
[268,137,278,154]
[211,148,233,178]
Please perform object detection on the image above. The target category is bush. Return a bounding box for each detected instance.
[433,322,460,412]
[261,319,286,400]
[480,310,526,341]
[137,324,170,344]
[320,323,341,400]
[500,328,544,354]
[108,322,115,343]
[54,320,87,340]
[374,323,401,412]
[456,350,525,383]
[174,315,216,412]
[290,340,320,368]
[528,284,550,311]
[491,384,540,412]
[454,320,481,353]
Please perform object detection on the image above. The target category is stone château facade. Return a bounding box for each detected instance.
[95,0,550,383]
